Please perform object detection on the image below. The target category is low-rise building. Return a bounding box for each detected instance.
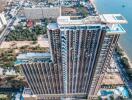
[0,13,7,30]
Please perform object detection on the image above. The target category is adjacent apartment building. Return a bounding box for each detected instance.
[21,14,127,100]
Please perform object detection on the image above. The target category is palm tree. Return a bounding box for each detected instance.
[109,95,114,100]
[116,96,124,100]
[98,96,102,100]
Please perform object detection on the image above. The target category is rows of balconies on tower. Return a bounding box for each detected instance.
[20,14,127,100]
[21,62,64,94]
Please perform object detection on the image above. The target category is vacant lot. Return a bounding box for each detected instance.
[0,0,7,12]
[1,35,49,49]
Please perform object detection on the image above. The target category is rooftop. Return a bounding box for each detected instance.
[100,14,128,24]
[17,53,51,60]
[47,23,59,30]
[57,14,127,26]
[57,16,101,25]
[15,53,51,65]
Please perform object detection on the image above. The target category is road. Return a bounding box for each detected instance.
[0,0,25,45]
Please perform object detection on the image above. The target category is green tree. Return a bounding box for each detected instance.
[121,57,129,69]
[109,95,114,100]
[115,46,124,56]
[98,96,102,100]
[116,96,124,100]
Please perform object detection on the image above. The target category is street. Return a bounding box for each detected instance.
[0,0,25,45]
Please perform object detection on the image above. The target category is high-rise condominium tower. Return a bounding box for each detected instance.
[21,14,127,100]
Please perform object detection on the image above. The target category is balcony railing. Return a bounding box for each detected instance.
[106,24,126,34]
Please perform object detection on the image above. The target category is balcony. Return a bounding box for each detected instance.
[106,24,126,34]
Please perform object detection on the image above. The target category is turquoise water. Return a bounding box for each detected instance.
[100,90,113,96]
[95,0,132,60]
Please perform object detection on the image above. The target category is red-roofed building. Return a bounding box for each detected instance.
[27,20,33,28]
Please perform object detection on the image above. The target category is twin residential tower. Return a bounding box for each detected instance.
[21,14,127,100]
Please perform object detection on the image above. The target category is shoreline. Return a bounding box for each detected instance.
[90,0,99,15]
[92,0,132,67]
[118,43,132,67]
[90,0,132,68]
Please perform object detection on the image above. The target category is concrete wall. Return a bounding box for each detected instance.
[23,7,60,19]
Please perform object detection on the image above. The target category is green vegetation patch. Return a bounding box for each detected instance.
[0,45,49,68]
[19,45,49,53]
[77,5,88,17]
[5,25,46,41]
[115,45,132,80]
[0,49,16,68]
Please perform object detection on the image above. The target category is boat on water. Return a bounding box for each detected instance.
[122,4,126,8]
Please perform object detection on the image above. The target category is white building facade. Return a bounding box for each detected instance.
[0,13,7,30]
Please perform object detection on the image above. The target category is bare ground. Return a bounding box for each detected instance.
[0,35,49,49]
[0,0,7,13]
